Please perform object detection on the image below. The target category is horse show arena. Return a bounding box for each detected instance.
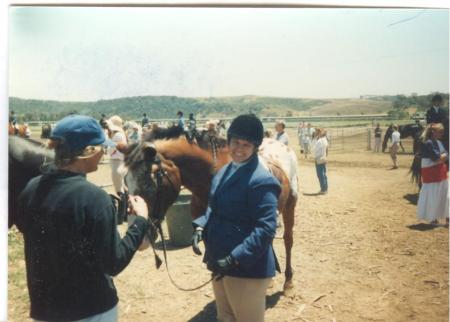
[8,127,448,322]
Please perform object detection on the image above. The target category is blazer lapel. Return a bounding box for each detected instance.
[211,163,233,196]
[216,154,258,194]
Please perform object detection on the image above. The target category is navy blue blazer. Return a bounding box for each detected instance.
[426,107,448,125]
[193,154,281,278]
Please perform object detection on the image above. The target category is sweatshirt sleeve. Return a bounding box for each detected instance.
[91,202,149,276]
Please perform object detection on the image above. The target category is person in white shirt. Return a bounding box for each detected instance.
[390,124,401,169]
[24,123,31,138]
[106,115,128,194]
[302,123,315,159]
[297,122,305,153]
[314,128,329,194]
[275,120,289,146]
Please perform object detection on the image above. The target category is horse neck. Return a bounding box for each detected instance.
[9,137,54,170]
[156,138,230,197]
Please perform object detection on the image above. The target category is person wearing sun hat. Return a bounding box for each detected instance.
[105,115,128,195]
[15,114,150,322]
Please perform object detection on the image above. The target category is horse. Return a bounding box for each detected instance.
[382,123,424,154]
[122,127,299,292]
[9,123,28,138]
[8,136,54,228]
[410,119,449,187]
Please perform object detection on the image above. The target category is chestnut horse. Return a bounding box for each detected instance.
[9,123,27,137]
[123,130,298,292]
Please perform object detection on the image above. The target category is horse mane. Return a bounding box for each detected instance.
[154,137,214,170]
[143,126,185,141]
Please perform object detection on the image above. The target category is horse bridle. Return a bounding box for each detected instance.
[124,148,214,291]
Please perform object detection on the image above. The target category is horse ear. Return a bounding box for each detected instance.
[141,142,157,161]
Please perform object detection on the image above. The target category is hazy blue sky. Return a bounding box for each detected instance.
[8,7,449,101]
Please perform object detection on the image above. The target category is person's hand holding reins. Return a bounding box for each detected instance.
[128,195,149,219]
[192,227,203,255]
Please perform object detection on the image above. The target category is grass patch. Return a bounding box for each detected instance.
[8,227,30,321]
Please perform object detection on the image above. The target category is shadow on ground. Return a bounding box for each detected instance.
[403,193,419,205]
[407,223,442,231]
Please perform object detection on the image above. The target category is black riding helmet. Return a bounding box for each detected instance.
[227,114,264,147]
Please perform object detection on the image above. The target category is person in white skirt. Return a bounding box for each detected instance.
[417,123,449,226]
[105,115,128,195]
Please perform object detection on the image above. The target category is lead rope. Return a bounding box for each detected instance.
[157,224,214,291]
[149,156,213,291]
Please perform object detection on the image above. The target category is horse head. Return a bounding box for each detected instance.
[122,141,182,224]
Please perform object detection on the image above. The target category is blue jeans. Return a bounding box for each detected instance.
[315,163,328,192]
[34,305,118,322]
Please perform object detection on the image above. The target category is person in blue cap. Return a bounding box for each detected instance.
[15,115,150,322]
[191,114,280,322]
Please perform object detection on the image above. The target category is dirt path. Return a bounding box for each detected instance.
[8,150,449,322]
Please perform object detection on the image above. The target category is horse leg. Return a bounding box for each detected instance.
[282,193,297,293]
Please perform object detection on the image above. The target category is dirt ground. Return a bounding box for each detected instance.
[8,146,449,322]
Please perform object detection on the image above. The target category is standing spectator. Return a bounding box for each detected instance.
[187,113,197,140]
[24,123,31,138]
[192,114,280,322]
[141,113,149,128]
[15,114,150,322]
[416,123,449,226]
[426,94,448,125]
[177,111,185,129]
[275,120,289,145]
[106,115,127,195]
[389,124,401,169]
[314,128,329,194]
[127,123,140,144]
[302,123,315,159]
[99,113,108,129]
[297,122,305,153]
[374,123,382,152]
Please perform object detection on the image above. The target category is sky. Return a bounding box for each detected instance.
[8,7,450,101]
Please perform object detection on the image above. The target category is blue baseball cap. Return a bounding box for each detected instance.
[50,115,105,152]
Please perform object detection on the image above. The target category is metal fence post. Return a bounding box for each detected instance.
[367,128,371,150]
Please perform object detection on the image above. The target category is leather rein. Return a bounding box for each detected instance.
[126,152,213,292]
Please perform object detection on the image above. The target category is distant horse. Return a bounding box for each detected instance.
[410,119,449,187]
[382,123,424,154]
[123,127,299,292]
[41,123,52,139]
[8,136,54,228]
[9,123,27,138]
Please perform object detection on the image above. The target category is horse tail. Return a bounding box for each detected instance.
[409,154,421,188]
[382,125,392,153]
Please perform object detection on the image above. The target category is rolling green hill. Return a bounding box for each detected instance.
[9,93,446,122]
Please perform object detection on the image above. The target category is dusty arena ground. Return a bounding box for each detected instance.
[8,144,449,321]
